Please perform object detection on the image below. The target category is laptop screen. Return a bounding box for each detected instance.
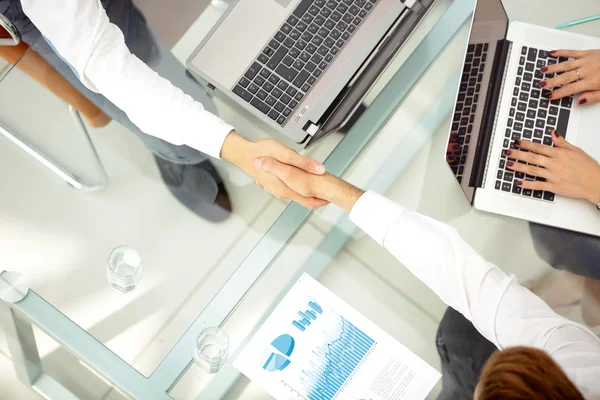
[446,0,508,203]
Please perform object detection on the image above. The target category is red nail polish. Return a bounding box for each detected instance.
[579,98,587,105]
[516,180,523,186]
[546,92,553,99]
[515,139,521,146]
[541,67,548,73]
[550,50,558,56]
[507,161,514,167]
[553,130,561,138]
[539,81,547,88]
[505,150,512,156]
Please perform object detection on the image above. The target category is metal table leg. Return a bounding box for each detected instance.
[0,105,108,192]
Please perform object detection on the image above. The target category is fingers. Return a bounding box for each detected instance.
[514,140,556,157]
[550,129,576,150]
[546,79,589,100]
[541,69,581,90]
[505,148,550,168]
[542,58,583,75]
[514,179,556,192]
[550,49,593,59]
[506,160,551,179]
[281,148,325,175]
[578,90,600,105]
[287,192,330,209]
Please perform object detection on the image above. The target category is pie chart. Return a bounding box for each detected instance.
[262,334,295,372]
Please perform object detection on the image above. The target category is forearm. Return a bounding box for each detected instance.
[314,174,365,213]
[22,0,232,158]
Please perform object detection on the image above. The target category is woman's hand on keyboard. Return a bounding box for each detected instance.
[539,49,600,104]
[505,130,600,205]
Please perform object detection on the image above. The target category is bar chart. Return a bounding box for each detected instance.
[299,314,375,400]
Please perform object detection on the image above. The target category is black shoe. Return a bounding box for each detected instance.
[154,156,232,222]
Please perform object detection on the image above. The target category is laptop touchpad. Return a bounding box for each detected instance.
[575,103,600,163]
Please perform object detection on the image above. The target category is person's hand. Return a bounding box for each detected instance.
[220,132,329,209]
[254,157,365,213]
[540,49,600,104]
[505,130,600,205]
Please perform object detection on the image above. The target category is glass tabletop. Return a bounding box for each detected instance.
[2,0,598,399]
[167,1,600,399]
[0,0,461,397]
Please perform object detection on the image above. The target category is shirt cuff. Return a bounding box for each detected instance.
[349,191,407,245]
[183,112,234,159]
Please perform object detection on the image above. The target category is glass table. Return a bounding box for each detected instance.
[3,0,596,398]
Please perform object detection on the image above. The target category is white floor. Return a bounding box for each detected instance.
[2,1,599,399]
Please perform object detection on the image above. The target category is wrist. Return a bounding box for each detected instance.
[220,130,253,167]
[586,185,600,206]
[316,174,365,213]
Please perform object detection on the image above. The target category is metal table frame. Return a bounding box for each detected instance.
[0,1,474,398]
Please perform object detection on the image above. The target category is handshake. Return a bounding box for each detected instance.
[221,134,364,212]
[253,157,365,213]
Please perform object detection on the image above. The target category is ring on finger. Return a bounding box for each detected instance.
[576,69,581,80]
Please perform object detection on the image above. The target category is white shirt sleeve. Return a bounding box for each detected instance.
[350,191,600,398]
[21,0,234,159]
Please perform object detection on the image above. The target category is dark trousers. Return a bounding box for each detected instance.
[436,307,497,400]
[530,223,600,280]
[2,0,214,164]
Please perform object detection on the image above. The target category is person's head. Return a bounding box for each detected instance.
[474,346,584,400]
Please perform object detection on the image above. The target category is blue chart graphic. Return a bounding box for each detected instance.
[293,301,323,331]
[263,334,295,372]
[300,315,375,400]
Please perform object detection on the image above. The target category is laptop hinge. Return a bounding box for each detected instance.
[470,39,512,193]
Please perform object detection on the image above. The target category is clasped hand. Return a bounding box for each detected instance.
[222,133,329,209]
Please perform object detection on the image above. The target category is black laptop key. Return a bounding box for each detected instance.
[543,191,555,201]
[280,93,292,105]
[244,62,261,80]
[314,15,326,26]
[286,86,297,96]
[293,70,310,88]
[265,95,276,106]
[495,181,502,190]
[557,108,570,137]
[268,109,279,121]
[523,189,533,196]
[288,15,299,26]
[502,182,512,192]
[275,64,299,82]
[274,101,286,113]
[294,0,313,17]
[267,47,288,70]
[250,97,271,114]
[527,47,537,61]
[268,74,280,85]
[248,83,259,94]
[297,21,309,32]
[256,89,268,100]
[561,96,573,108]
[543,136,552,146]
[549,106,559,116]
[533,190,543,199]
[512,185,522,195]
[272,88,283,98]
[293,60,305,71]
[525,62,535,72]
[233,85,253,102]
[305,61,316,72]
[258,53,269,64]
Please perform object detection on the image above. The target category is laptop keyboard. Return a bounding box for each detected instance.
[495,46,573,203]
[449,43,489,183]
[232,0,378,126]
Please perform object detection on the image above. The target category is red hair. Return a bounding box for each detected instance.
[477,346,584,400]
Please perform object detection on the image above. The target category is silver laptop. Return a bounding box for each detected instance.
[187,0,433,145]
[445,0,600,236]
